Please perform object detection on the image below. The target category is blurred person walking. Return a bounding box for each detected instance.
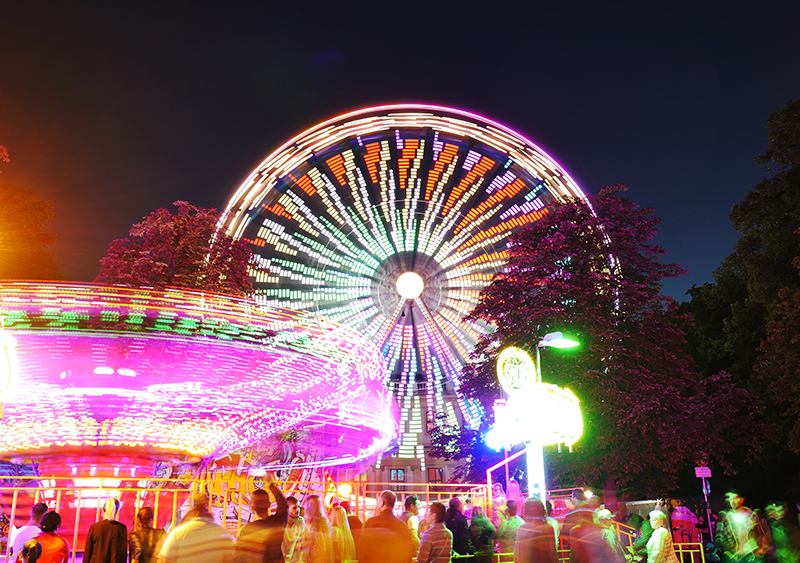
[9,502,48,560]
[234,482,288,563]
[300,494,333,563]
[627,513,654,563]
[157,489,234,563]
[597,509,626,563]
[765,502,800,563]
[515,498,557,563]
[359,490,414,563]
[561,489,592,550]
[32,512,69,563]
[495,500,523,556]
[569,508,612,563]
[329,506,357,563]
[468,506,495,563]
[716,490,768,563]
[84,499,127,563]
[418,502,453,563]
[130,507,166,563]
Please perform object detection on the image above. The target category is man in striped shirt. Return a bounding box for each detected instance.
[418,503,453,563]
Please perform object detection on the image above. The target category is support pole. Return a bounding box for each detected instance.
[702,477,714,542]
[525,440,546,502]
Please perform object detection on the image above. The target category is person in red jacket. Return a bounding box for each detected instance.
[32,512,70,563]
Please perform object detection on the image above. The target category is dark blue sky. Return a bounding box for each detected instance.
[2,1,798,300]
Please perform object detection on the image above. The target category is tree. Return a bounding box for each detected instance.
[433,186,768,495]
[96,201,258,296]
[757,256,800,453]
[748,99,800,454]
[682,99,800,502]
[0,182,61,280]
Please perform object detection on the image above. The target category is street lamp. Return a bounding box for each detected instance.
[486,332,582,502]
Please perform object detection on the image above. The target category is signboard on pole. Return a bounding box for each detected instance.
[695,466,712,478]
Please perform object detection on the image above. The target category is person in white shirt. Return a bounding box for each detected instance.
[282,496,305,563]
[9,502,48,560]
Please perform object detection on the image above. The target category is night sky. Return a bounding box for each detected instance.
[2,1,799,301]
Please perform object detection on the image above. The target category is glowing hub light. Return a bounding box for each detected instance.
[219,104,591,469]
[0,281,397,467]
[396,272,424,300]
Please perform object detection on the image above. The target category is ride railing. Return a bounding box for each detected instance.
[0,475,490,563]
[358,481,491,516]
[460,546,705,563]
[673,542,705,563]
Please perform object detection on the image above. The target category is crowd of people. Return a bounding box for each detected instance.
[6,485,800,563]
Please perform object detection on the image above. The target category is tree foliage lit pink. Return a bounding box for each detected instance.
[96,201,257,296]
[433,186,770,493]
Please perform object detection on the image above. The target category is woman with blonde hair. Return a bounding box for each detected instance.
[300,495,333,563]
[646,511,679,563]
[329,506,356,563]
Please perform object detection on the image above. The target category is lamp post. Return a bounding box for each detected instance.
[487,332,581,503]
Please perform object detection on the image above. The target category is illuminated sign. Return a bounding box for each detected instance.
[497,346,538,394]
[487,347,582,449]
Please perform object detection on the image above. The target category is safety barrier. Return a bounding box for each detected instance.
[674,541,705,563]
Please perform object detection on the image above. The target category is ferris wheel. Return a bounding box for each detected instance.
[220,105,588,442]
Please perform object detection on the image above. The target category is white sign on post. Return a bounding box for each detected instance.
[695,466,712,478]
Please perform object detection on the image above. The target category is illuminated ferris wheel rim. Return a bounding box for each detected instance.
[217,103,609,435]
[220,103,590,240]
